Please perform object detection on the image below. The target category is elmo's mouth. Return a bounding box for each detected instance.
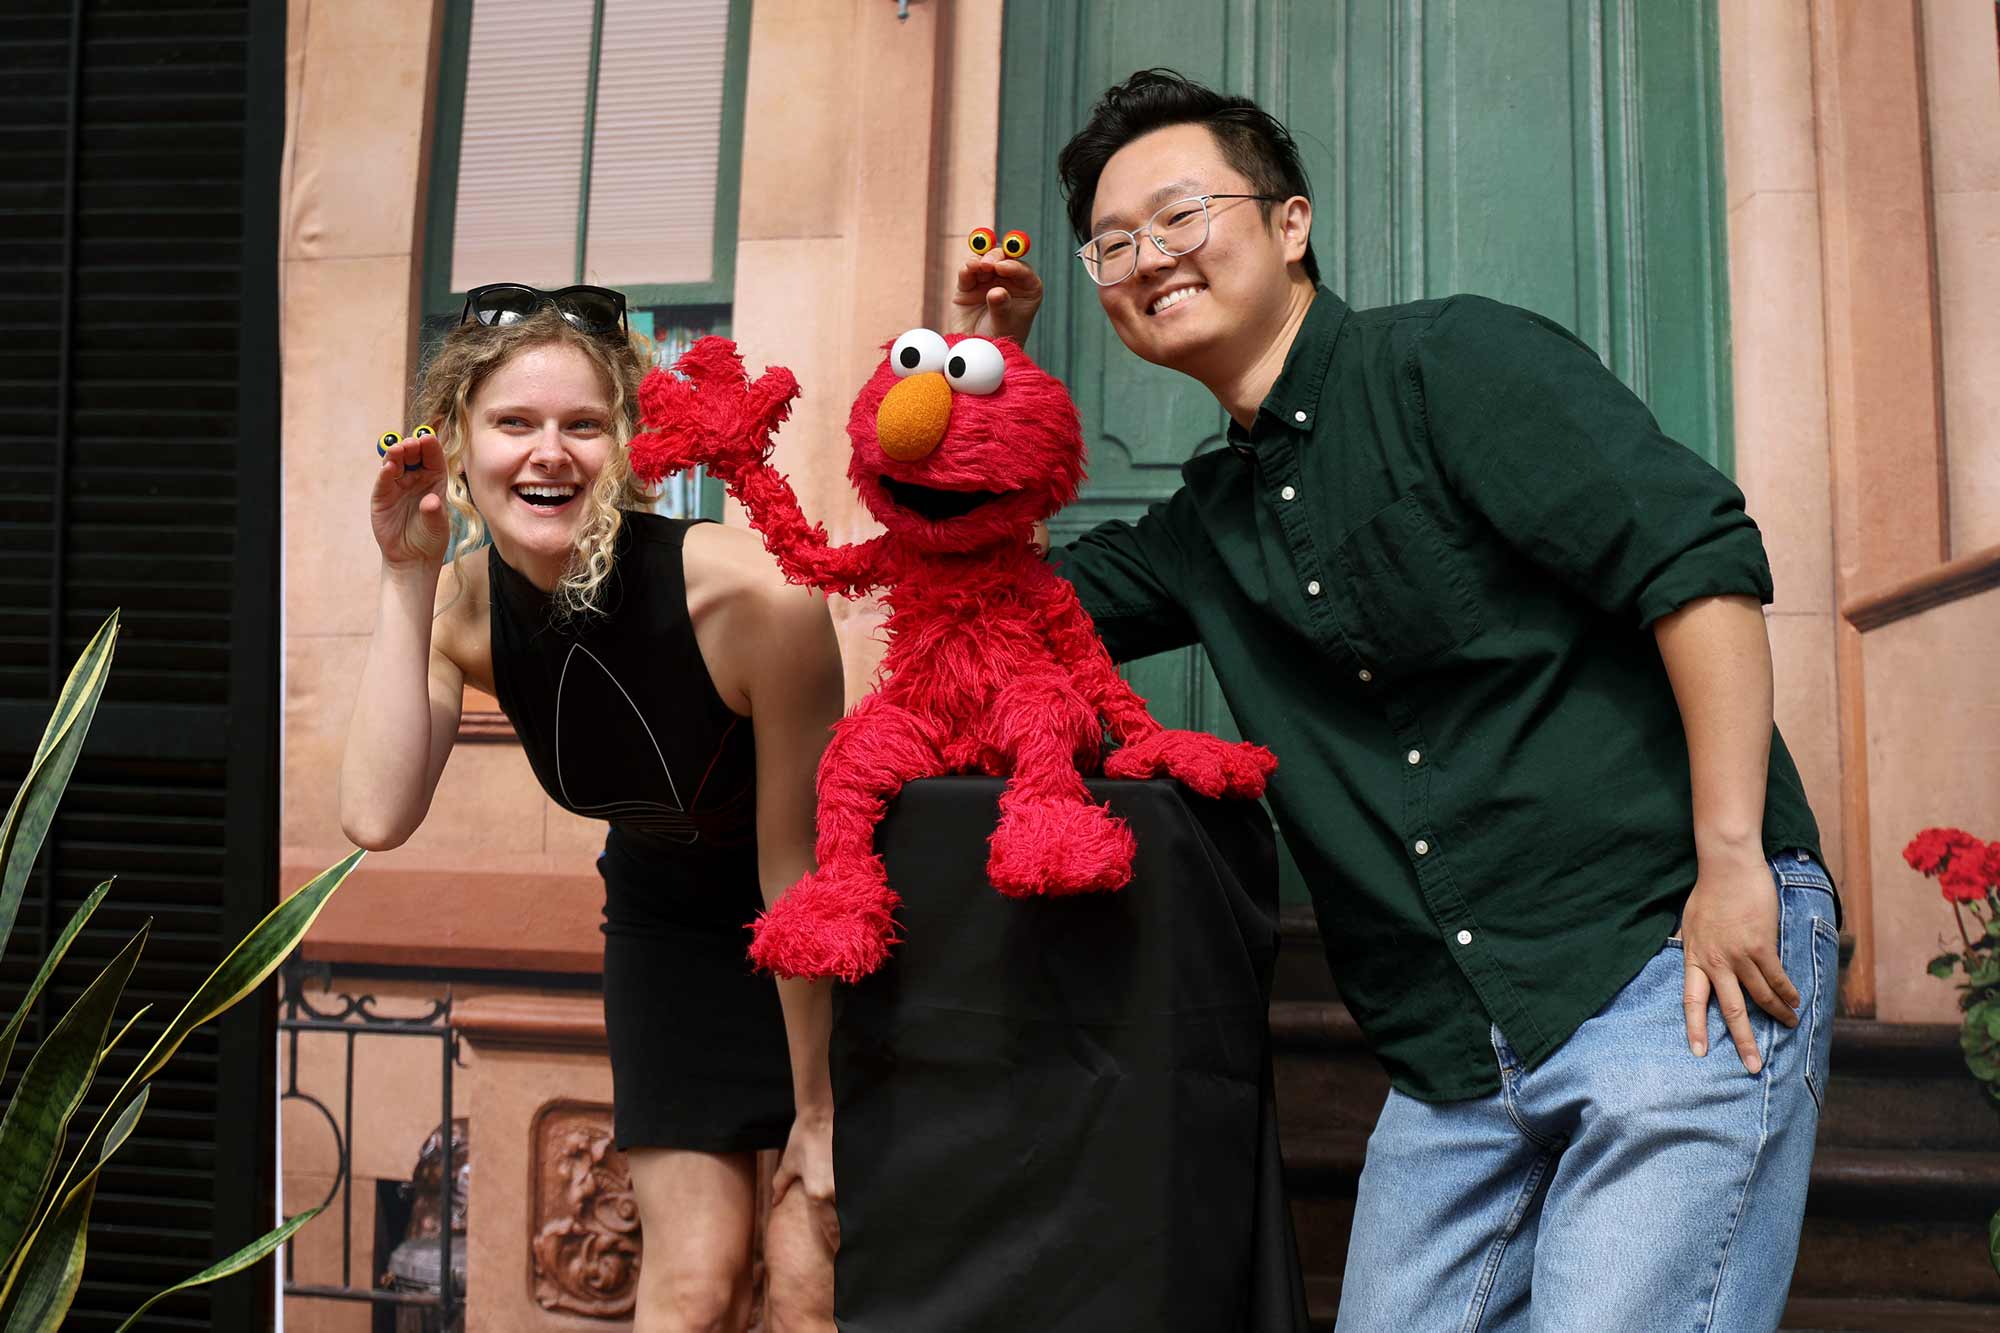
[878,474,1006,521]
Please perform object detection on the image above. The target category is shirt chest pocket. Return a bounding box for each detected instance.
[1332,494,1483,671]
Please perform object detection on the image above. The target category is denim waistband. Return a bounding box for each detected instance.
[1771,848,1834,894]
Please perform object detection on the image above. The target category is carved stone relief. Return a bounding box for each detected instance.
[530,1103,641,1318]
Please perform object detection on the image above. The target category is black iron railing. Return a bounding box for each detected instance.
[279,959,461,1325]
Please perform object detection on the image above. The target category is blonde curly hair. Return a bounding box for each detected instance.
[410,304,657,618]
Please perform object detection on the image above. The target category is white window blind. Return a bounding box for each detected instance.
[447,0,732,294]
[448,0,595,292]
[586,0,730,287]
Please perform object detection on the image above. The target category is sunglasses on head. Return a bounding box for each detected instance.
[458,283,629,337]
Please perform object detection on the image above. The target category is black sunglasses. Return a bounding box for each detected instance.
[459,283,629,336]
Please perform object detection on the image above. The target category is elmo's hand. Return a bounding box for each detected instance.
[631,336,800,485]
[1105,730,1277,800]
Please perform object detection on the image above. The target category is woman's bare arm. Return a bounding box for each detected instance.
[338,434,477,850]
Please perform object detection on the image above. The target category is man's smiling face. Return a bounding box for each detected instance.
[1086,122,1302,377]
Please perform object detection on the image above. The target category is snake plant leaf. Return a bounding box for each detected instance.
[0,1085,146,1332]
[0,925,147,1275]
[53,851,363,1210]
[111,1206,324,1333]
[98,1004,152,1063]
[0,882,111,1087]
[129,849,362,1089]
[0,613,117,964]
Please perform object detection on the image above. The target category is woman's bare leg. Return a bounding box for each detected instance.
[627,1148,759,1333]
[761,1175,838,1332]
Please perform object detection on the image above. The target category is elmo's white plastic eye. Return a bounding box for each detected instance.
[943,338,1005,395]
[890,328,949,377]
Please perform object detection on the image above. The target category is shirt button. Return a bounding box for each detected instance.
[1357,669,1373,683]
[1406,750,1422,765]
[1306,580,1321,596]
[1294,410,1308,424]
[1414,839,1431,856]
[1280,485,1296,501]
[1456,929,1473,946]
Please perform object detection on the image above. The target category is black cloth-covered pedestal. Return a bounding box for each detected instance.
[830,777,1310,1333]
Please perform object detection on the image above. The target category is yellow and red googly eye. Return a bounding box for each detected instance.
[376,430,402,459]
[967,227,997,257]
[1000,229,1030,259]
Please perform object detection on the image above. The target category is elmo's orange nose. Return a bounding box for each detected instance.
[876,372,952,461]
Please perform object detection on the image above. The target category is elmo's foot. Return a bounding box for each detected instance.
[748,860,900,982]
[987,797,1136,898]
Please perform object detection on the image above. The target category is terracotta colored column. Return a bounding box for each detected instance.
[842,0,953,392]
[1808,0,1949,1013]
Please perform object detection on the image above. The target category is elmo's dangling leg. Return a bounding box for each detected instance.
[748,696,943,982]
[985,676,1135,897]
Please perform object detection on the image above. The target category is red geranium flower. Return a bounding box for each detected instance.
[1905,827,1982,876]
[1939,858,1991,904]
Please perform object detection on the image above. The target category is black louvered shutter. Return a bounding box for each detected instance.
[0,1,283,1328]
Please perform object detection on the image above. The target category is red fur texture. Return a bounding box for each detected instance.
[631,334,1276,981]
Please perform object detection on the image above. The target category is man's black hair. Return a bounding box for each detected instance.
[1057,69,1319,286]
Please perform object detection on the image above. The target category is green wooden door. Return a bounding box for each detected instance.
[999,0,1732,900]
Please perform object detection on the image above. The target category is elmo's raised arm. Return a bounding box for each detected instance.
[632,337,886,598]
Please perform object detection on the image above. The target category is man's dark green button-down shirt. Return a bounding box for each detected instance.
[1056,289,1823,1102]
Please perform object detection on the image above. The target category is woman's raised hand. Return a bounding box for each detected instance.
[369,433,451,569]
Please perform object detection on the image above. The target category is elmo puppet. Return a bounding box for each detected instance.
[630,329,1275,981]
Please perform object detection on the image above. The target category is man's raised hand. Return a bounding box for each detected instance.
[950,255,1044,344]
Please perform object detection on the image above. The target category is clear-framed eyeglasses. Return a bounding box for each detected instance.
[1075,193,1281,287]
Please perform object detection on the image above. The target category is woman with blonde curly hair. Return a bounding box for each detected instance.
[339,284,841,1333]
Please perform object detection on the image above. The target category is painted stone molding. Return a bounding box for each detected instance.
[530,1102,642,1317]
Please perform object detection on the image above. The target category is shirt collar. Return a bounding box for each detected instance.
[1225,286,1350,447]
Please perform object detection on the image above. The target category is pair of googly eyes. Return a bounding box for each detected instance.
[968,228,1030,260]
[377,424,435,466]
[889,329,1004,395]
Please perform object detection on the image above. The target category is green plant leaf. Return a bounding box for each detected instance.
[128,849,362,1090]
[0,1182,87,1333]
[98,1004,151,1062]
[1990,1206,2000,1280]
[112,1206,323,1333]
[0,614,118,965]
[49,851,363,1215]
[1928,951,1961,979]
[0,926,146,1274]
[0,1086,145,1329]
[0,882,110,1087]
[1966,956,2000,988]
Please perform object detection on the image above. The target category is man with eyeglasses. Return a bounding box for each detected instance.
[955,69,1835,1332]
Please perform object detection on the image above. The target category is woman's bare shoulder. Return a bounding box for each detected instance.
[681,520,835,699]
[682,519,805,608]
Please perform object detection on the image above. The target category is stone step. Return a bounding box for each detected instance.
[1778,1296,2000,1331]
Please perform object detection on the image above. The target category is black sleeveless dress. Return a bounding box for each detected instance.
[488,512,794,1151]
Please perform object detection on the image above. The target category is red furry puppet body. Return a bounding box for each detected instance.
[630,328,1275,981]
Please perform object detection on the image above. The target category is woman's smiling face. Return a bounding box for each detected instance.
[462,341,616,587]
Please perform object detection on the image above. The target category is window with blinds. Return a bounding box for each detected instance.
[435,0,744,305]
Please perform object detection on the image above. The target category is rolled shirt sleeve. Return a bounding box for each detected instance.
[1413,296,1774,626]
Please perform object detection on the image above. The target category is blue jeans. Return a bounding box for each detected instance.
[1335,854,1839,1332]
